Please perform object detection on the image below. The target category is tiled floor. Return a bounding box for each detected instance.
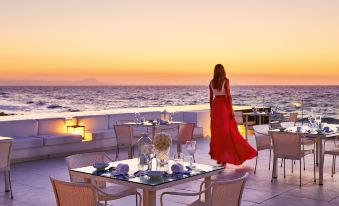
[1,136,339,206]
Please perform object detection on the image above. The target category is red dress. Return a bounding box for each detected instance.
[209,80,257,165]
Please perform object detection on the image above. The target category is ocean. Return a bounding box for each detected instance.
[0,86,338,119]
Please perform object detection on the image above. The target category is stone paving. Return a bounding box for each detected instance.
[1,135,339,206]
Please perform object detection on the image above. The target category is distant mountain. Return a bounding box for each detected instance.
[0,78,112,86]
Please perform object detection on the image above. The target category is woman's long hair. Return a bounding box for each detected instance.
[212,64,226,91]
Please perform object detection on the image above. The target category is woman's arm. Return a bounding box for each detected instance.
[209,83,213,111]
[225,79,235,118]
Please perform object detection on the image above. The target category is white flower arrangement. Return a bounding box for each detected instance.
[153,132,172,151]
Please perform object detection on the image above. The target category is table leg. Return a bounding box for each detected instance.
[317,136,324,185]
[204,176,212,202]
[143,189,156,206]
[4,171,9,192]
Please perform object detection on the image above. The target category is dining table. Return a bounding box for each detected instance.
[269,124,339,185]
[123,121,182,139]
[0,136,13,192]
[70,158,224,206]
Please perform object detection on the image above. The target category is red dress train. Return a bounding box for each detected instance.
[209,85,257,165]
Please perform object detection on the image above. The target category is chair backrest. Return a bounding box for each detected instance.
[114,125,133,147]
[0,140,12,171]
[253,125,271,150]
[234,111,243,125]
[65,152,106,183]
[280,122,295,128]
[288,113,298,122]
[271,132,301,160]
[210,172,249,206]
[178,123,195,144]
[50,177,98,206]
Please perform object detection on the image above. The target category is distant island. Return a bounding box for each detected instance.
[0,78,111,86]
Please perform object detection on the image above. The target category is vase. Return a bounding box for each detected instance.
[155,147,170,167]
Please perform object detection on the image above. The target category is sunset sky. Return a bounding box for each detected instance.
[0,0,338,85]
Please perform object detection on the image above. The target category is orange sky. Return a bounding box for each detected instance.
[0,0,338,85]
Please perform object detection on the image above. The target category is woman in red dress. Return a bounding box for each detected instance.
[209,64,257,166]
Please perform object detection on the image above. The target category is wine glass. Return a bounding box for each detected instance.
[142,144,155,170]
[315,115,322,129]
[134,112,140,124]
[185,141,197,168]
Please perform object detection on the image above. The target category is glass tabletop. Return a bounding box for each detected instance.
[270,124,339,137]
[71,158,224,186]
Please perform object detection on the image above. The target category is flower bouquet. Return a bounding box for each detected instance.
[153,132,172,166]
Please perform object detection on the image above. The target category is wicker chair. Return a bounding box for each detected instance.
[234,111,255,140]
[114,125,138,159]
[160,173,249,206]
[253,125,272,173]
[0,140,13,199]
[161,123,195,161]
[271,132,316,186]
[324,136,339,177]
[279,122,316,170]
[65,152,141,205]
[50,177,102,206]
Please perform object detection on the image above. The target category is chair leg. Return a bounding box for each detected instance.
[105,201,107,205]
[284,158,286,178]
[281,158,283,167]
[8,171,13,200]
[269,149,271,171]
[299,160,302,187]
[303,156,306,171]
[291,160,294,173]
[313,150,316,182]
[331,155,335,177]
[254,155,258,174]
[115,146,119,161]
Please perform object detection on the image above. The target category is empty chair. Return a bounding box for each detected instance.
[234,111,255,140]
[114,125,137,159]
[279,122,316,170]
[253,124,272,173]
[65,152,141,205]
[161,123,195,160]
[160,172,249,206]
[271,132,315,186]
[50,177,101,206]
[288,112,298,122]
[324,136,339,177]
[0,140,13,199]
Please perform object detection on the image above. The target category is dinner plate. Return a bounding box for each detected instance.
[146,171,164,179]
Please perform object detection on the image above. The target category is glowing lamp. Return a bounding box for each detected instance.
[67,125,85,139]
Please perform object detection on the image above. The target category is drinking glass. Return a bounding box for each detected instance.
[138,154,149,172]
[134,112,140,124]
[185,141,197,168]
[143,144,155,170]
[174,152,184,164]
[315,115,322,129]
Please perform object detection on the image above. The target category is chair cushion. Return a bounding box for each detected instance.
[41,133,83,146]
[38,118,67,135]
[0,119,38,138]
[89,129,115,141]
[75,115,109,131]
[13,137,43,150]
